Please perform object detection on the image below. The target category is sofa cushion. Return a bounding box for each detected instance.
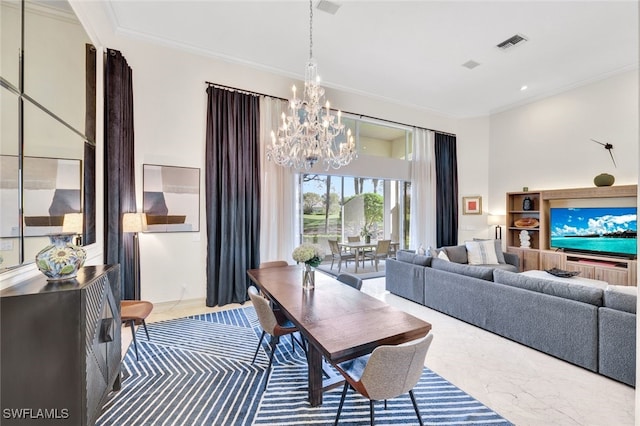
[396,250,432,267]
[465,240,499,265]
[442,245,468,264]
[396,250,416,264]
[493,269,603,306]
[437,251,450,261]
[604,285,637,314]
[431,257,494,281]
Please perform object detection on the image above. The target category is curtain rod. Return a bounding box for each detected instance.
[205,81,456,137]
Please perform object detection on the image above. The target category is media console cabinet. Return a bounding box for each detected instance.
[0,265,121,425]
[506,184,637,286]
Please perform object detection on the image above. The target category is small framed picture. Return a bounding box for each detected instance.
[463,196,482,215]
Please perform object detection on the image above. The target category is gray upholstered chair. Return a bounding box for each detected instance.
[333,333,434,426]
[248,286,302,390]
[363,239,391,271]
[328,239,355,272]
[336,272,363,291]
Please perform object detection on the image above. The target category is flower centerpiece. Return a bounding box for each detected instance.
[360,224,373,243]
[292,243,323,290]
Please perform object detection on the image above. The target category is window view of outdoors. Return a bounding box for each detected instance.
[301,175,406,255]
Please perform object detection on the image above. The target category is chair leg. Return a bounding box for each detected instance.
[252,330,266,363]
[369,400,375,425]
[334,381,349,426]
[409,390,424,426]
[128,319,139,361]
[142,320,150,340]
[374,259,379,272]
[330,258,335,270]
[264,335,280,391]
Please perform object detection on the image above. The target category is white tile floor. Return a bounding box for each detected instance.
[140,277,635,426]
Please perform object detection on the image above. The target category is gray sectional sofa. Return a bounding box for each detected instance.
[386,246,636,387]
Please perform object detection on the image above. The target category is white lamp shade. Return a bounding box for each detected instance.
[62,213,83,233]
[123,213,148,233]
[487,215,505,226]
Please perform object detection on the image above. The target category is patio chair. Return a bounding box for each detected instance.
[363,239,391,272]
[328,239,355,273]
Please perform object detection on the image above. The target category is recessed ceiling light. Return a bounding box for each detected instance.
[520,85,528,91]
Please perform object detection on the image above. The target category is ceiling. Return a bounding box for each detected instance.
[97,1,638,118]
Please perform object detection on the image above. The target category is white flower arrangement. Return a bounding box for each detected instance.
[292,243,323,267]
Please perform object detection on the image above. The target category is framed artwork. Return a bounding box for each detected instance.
[462,196,482,215]
[143,164,200,232]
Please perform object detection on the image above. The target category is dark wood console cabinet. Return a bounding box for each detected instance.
[1,265,121,425]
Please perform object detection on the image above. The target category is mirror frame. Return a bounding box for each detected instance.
[0,0,96,271]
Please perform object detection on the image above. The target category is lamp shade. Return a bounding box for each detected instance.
[123,213,148,233]
[487,215,505,226]
[62,213,83,234]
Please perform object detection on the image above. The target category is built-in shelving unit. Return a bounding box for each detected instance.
[505,185,637,286]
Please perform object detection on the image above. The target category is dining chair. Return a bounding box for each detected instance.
[333,333,434,426]
[260,260,289,269]
[363,239,391,271]
[347,236,361,243]
[336,272,363,291]
[248,285,304,391]
[121,300,154,361]
[328,239,356,273]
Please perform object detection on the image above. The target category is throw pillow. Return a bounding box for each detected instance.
[473,238,506,264]
[437,250,450,261]
[465,240,499,265]
[442,245,468,264]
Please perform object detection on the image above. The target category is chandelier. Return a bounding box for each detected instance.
[267,0,356,171]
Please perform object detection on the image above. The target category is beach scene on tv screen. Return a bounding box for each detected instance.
[550,207,637,256]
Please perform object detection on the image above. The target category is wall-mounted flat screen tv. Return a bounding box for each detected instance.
[549,207,637,258]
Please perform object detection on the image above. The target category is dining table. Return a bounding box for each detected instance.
[246,265,432,406]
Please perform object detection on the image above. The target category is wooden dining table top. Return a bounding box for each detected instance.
[247,265,431,363]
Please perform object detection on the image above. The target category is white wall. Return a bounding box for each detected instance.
[488,70,639,216]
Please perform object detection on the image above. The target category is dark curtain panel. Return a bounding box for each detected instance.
[104,49,138,300]
[84,44,97,246]
[205,86,261,307]
[435,133,459,247]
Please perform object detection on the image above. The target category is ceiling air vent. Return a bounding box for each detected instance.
[462,60,481,70]
[316,0,341,15]
[496,34,528,51]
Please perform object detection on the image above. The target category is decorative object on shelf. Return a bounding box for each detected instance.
[462,196,482,215]
[522,196,534,211]
[514,217,539,228]
[35,233,86,281]
[292,243,323,290]
[593,173,615,187]
[487,214,505,239]
[519,230,531,248]
[266,0,355,171]
[545,268,581,278]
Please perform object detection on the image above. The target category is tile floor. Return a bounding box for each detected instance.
[136,277,635,426]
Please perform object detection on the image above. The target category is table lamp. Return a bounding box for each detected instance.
[487,214,505,240]
[63,213,84,245]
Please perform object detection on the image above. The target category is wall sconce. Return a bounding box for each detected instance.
[123,213,147,300]
[487,214,505,240]
[63,213,83,245]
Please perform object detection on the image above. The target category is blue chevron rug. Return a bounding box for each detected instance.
[97,306,513,426]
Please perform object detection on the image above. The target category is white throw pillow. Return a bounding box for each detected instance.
[465,240,499,265]
[437,250,450,261]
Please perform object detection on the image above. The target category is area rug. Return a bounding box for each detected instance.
[97,306,513,426]
[316,259,386,280]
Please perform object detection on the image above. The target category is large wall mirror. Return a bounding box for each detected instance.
[0,0,96,272]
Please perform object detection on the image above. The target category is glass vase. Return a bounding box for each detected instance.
[302,264,315,290]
